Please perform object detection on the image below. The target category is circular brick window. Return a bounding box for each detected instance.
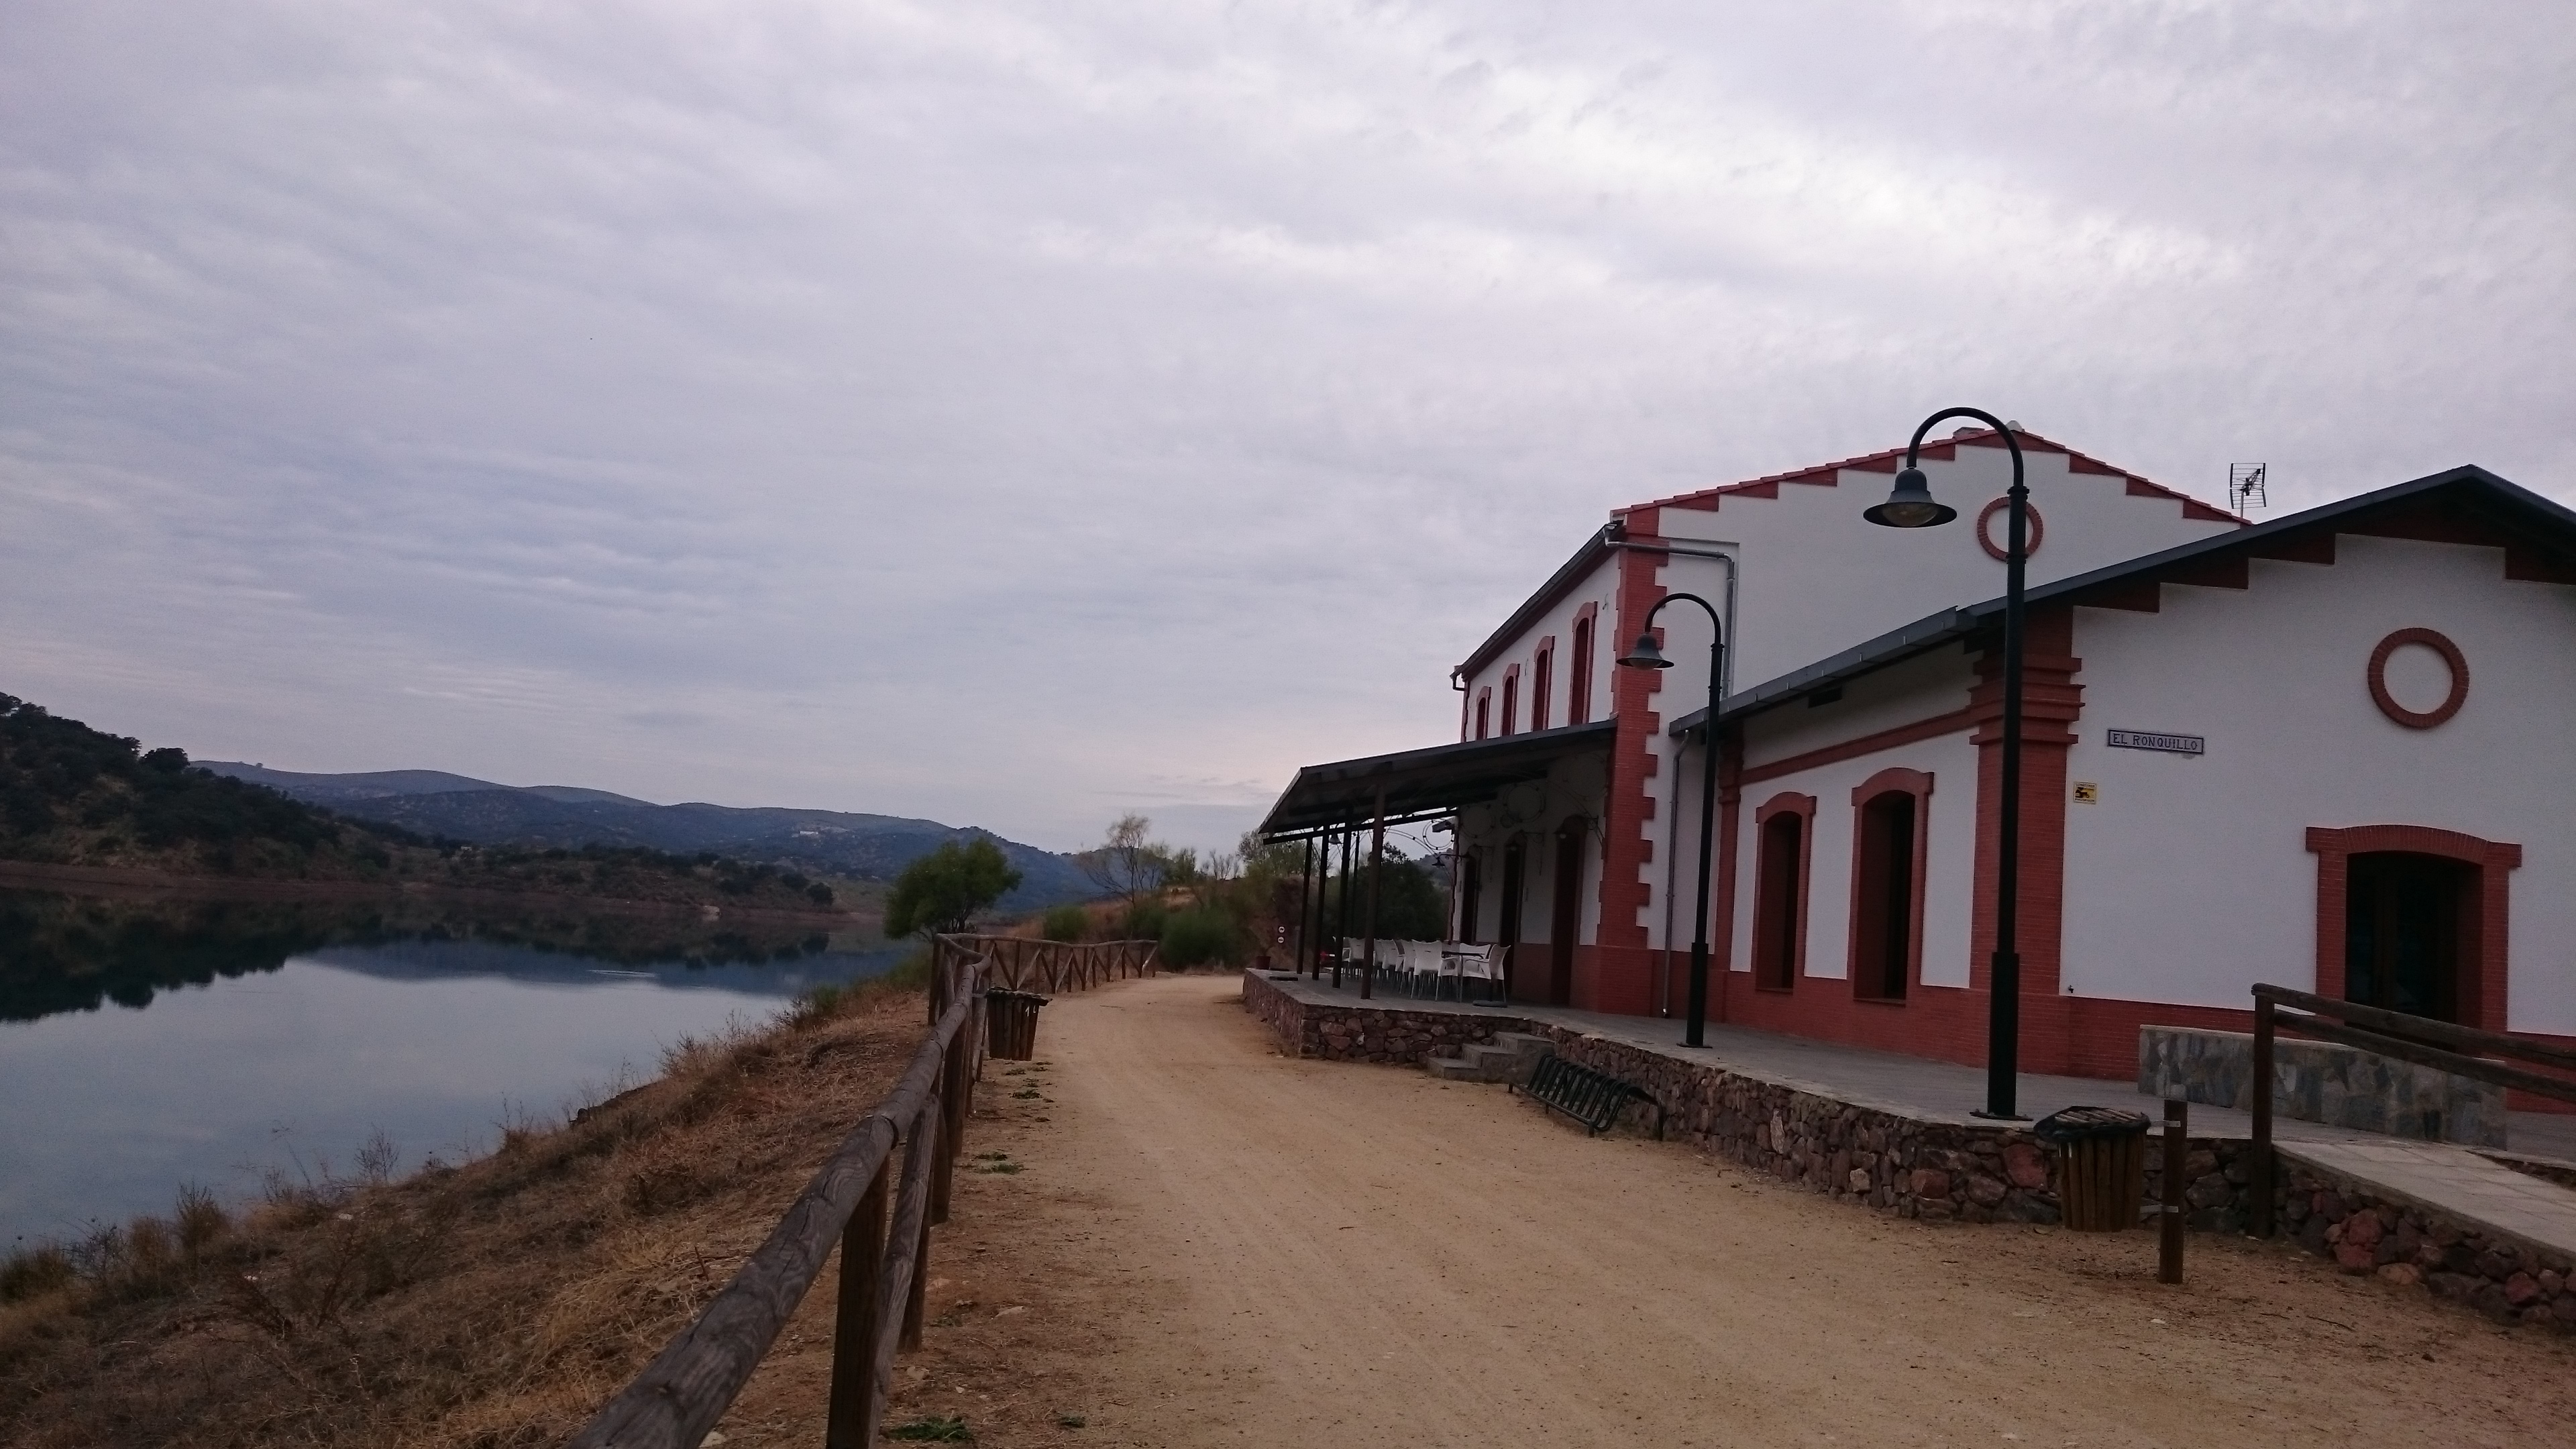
[1977,497,2045,561]
[2368,628,2468,729]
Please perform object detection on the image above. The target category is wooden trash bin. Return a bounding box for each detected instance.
[2034,1106,2151,1232]
[984,989,1048,1061]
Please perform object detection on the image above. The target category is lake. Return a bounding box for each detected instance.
[0,889,908,1248]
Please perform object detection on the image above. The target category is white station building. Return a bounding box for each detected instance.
[1260,429,2576,1084]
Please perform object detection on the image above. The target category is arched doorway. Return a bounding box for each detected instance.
[2345,851,2471,1022]
[1499,836,1527,999]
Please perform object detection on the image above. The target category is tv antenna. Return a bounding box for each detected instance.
[2229,463,2268,513]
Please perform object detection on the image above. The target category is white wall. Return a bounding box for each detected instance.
[1457,554,1624,741]
[2063,535,2576,1031]
[1658,443,2239,690]
[1450,745,1610,947]
[1717,664,1982,989]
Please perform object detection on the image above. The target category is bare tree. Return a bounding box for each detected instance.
[1075,813,1167,920]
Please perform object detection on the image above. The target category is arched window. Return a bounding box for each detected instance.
[1501,666,1520,737]
[1849,769,1933,1002]
[1474,689,1491,741]
[1532,641,1554,732]
[1752,793,1815,990]
[1569,610,1596,724]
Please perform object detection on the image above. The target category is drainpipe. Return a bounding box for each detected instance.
[1609,537,1737,1019]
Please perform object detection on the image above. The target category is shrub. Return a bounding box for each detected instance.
[1119,899,1167,943]
[1159,908,1242,969]
[1039,904,1089,943]
[0,1245,72,1303]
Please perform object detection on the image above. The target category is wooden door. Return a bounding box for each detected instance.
[2345,851,2469,1022]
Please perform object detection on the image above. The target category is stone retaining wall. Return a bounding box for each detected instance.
[2281,1159,2576,1328]
[1238,971,1529,1064]
[1235,971,2568,1332]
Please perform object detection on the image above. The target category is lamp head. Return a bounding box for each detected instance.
[1864,465,1957,529]
[1617,631,1672,669]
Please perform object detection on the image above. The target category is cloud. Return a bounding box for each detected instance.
[1,0,2566,853]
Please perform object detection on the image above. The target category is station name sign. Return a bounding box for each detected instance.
[2106,729,2204,755]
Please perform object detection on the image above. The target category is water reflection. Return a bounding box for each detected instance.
[0,889,861,1022]
[0,890,909,1244]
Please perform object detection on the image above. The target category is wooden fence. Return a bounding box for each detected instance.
[955,934,1159,991]
[564,933,1146,1448]
[2248,981,2576,1239]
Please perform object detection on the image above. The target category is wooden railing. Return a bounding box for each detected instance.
[2248,982,2576,1239]
[564,934,1142,1448]
[955,934,1159,992]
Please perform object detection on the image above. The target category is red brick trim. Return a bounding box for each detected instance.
[1643,428,2241,527]
[1588,518,1669,1013]
[1570,604,1599,725]
[2305,824,2522,1034]
[1847,768,1933,1002]
[1751,792,1817,991]
[1968,608,2081,1026]
[1976,498,2045,561]
[1532,636,1557,732]
[1739,707,1976,787]
[2366,627,2469,729]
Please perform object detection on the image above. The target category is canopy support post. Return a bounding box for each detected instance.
[1361,788,1386,1002]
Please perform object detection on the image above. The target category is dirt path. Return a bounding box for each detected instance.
[729,973,2575,1447]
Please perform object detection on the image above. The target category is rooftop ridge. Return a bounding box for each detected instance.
[1626,428,2245,527]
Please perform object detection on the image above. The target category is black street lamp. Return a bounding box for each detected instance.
[1618,593,1724,1049]
[1866,406,2027,1120]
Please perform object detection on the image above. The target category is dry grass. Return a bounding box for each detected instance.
[0,975,934,1448]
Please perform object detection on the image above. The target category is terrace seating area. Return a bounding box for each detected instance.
[1332,939,1509,1004]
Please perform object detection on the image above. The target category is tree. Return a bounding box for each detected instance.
[883,838,1022,939]
[1075,813,1169,919]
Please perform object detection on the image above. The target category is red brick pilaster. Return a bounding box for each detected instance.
[1968,605,2083,1073]
[1587,509,1668,1014]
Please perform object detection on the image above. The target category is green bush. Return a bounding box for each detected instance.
[1119,899,1167,943]
[1159,908,1243,969]
[1039,904,1089,943]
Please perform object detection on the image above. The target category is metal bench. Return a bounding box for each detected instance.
[1510,1053,1664,1138]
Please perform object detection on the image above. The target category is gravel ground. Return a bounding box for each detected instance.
[722,972,2576,1448]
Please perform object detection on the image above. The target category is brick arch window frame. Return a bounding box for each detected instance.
[1847,766,1935,1004]
[1501,663,1522,737]
[1532,635,1556,733]
[2305,824,2520,1034]
[1568,603,1599,726]
[1475,688,1492,741]
[1750,791,1817,991]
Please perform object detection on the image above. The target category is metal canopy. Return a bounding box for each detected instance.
[1256,719,1615,841]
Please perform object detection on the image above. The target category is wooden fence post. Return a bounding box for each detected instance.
[901,1123,935,1352]
[2251,994,2275,1238]
[2158,1099,2187,1283]
[824,1158,891,1448]
[932,1021,969,1224]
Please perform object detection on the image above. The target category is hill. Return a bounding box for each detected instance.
[203,763,1095,913]
[0,695,837,913]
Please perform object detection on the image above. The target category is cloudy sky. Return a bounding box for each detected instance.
[3,1,2568,854]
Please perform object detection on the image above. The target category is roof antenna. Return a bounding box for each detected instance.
[2229,463,2268,512]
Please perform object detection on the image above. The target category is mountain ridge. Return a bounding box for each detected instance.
[200,762,1095,912]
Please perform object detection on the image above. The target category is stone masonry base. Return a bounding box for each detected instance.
[1238,969,2571,1333]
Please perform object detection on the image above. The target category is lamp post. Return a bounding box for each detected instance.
[1864,406,2027,1120]
[1618,593,1723,1049]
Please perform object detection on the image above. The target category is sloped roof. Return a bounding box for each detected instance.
[1665,465,2576,738]
[1255,720,1615,841]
